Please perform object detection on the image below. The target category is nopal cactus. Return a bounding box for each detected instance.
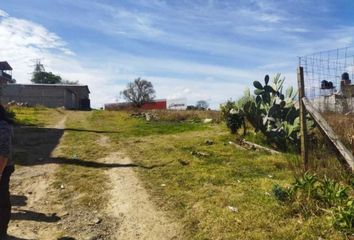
[244,74,300,150]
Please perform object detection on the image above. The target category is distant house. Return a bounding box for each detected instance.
[0,61,91,110]
[167,98,187,110]
[313,84,354,113]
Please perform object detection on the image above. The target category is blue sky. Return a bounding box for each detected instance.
[1,0,354,108]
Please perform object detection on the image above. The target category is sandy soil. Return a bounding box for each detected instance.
[8,116,67,239]
[100,150,181,240]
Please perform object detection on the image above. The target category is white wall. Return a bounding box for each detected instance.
[313,95,354,113]
[167,98,187,110]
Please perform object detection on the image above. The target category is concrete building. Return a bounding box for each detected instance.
[167,98,187,110]
[313,85,354,113]
[1,84,91,110]
[0,61,91,110]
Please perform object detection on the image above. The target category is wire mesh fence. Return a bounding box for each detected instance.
[299,47,354,159]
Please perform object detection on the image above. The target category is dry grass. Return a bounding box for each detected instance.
[106,107,223,123]
[302,112,354,180]
[323,112,354,154]
[148,109,222,123]
[306,128,352,181]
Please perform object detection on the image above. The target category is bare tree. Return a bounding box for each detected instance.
[196,100,209,110]
[121,78,155,107]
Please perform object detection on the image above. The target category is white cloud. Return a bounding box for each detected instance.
[0,8,262,109]
[0,9,8,17]
[257,13,284,23]
[55,1,163,38]
[125,56,254,79]
[0,10,118,108]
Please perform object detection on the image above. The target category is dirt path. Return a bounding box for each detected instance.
[8,115,181,240]
[98,144,181,240]
[8,116,68,239]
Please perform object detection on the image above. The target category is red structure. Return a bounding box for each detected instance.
[105,99,167,110]
[140,99,166,110]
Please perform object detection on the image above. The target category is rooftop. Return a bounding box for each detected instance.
[0,61,12,71]
[6,83,90,93]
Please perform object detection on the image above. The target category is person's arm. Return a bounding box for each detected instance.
[0,156,8,176]
[0,123,10,176]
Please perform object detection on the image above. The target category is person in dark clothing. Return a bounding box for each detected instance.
[0,104,14,240]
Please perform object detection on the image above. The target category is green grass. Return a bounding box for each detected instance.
[49,110,209,213]
[88,110,210,138]
[53,111,111,210]
[12,108,352,239]
[112,131,344,239]
[11,106,65,126]
[88,110,348,240]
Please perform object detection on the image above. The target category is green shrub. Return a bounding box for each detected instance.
[273,172,354,233]
[220,100,246,134]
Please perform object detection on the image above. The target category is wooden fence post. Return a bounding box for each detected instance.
[297,66,309,170]
[302,97,354,171]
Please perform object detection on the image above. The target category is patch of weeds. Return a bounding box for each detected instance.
[273,172,354,234]
[333,200,354,233]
